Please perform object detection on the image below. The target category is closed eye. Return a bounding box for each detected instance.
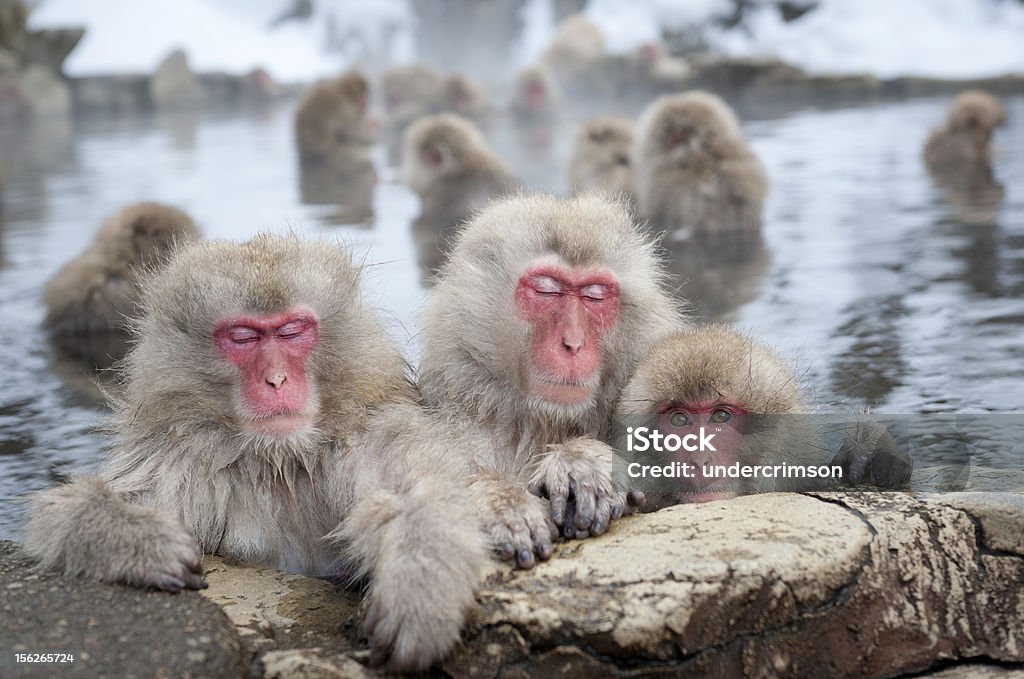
[228,328,261,344]
[580,284,610,301]
[531,275,562,295]
[277,320,312,339]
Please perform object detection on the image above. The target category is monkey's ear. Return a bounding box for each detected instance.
[426,146,444,166]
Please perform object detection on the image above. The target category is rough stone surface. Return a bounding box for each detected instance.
[0,541,244,679]
[6,491,1022,677]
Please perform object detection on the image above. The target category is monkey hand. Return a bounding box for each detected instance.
[470,470,557,569]
[23,477,206,592]
[529,438,645,540]
[831,420,913,489]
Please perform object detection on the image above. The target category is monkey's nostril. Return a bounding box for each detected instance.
[266,372,287,388]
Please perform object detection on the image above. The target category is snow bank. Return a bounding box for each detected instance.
[28,0,415,81]
[711,0,1024,79]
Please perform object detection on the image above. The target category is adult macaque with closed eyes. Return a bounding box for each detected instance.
[400,113,520,230]
[568,116,635,202]
[633,91,768,234]
[293,70,374,165]
[419,194,684,568]
[615,325,913,509]
[25,235,487,672]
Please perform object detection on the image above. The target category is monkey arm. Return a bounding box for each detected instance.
[23,475,205,592]
[831,419,913,489]
[327,402,487,673]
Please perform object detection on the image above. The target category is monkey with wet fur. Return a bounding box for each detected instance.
[294,70,374,165]
[25,234,488,672]
[633,91,768,234]
[568,116,635,203]
[401,113,520,230]
[43,202,201,368]
[419,194,685,568]
[615,325,913,509]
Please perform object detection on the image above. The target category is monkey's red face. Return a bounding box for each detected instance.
[214,308,319,438]
[515,263,620,406]
[659,402,746,502]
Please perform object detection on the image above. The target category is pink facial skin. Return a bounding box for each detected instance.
[515,265,620,405]
[214,309,318,437]
[658,402,748,503]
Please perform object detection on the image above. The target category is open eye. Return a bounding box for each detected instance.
[277,320,311,340]
[228,327,260,344]
[580,284,609,301]
[668,412,690,427]
[710,409,732,424]
[531,275,561,295]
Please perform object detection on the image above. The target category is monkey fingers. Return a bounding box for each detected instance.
[529,439,620,538]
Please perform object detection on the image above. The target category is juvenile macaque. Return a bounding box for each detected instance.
[923,90,1006,225]
[43,202,201,368]
[633,91,768,234]
[540,14,605,82]
[441,73,492,123]
[293,70,374,165]
[25,234,487,672]
[400,113,520,230]
[509,66,560,123]
[615,325,913,509]
[419,194,685,568]
[568,116,635,202]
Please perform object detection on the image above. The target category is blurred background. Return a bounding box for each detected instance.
[0,0,1023,537]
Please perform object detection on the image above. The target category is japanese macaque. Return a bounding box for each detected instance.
[568,116,635,202]
[923,90,1006,225]
[419,194,685,568]
[441,73,492,123]
[43,202,201,369]
[509,66,560,123]
[380,64,445,135]
[24,235,487,673]
[540,14,605,82]
[400,113,520,230]
[633,91,768,234]
[615,325,913,509]
[293,70,375,165]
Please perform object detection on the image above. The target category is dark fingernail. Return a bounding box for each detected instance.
[161,576,184,592]
[537,543,553,560]
[592,522,606,536]
[496,542,515,560]
[562,523,576,539]
[517,549,535,569]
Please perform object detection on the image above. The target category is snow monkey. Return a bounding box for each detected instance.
[400,113,520,230]
[568,116,635,202]
[418,193,685,568]
[615,325,913,509]
[633,91,768,234]
[26,234,488,672]
[43,202,201,368]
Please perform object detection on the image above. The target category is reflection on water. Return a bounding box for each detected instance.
[0,93,1022,538]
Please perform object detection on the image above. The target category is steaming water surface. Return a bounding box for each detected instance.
[1,94,1022,537]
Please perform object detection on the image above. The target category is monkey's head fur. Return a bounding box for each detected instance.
[634,91,751,167]
[400,114,510,193]
[618,325,806,419]
[420,193,684,437]
[112,234,408,459]
[574,116,634,173]
[92,202,201,270]
[947,90,1006,133]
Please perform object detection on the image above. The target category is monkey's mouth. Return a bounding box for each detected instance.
[533,374,598,405]
[248,412,312,438]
